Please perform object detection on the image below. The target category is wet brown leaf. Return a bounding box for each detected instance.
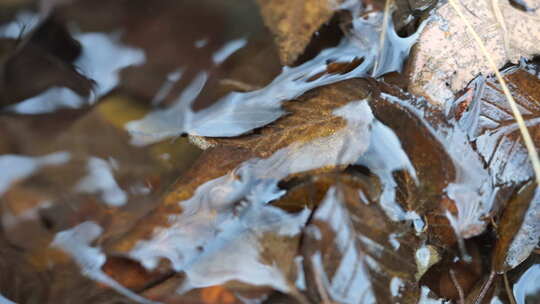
[368,81,460,247]
[56,0,277,108]
[200,285,236,304]
[299,174,425,304]
[256,0,341,65]
[193,79,371,158]
[461,69,540,186]
[493,181,540,273]
[457,68,540,272]
[102,256,170,292]
[104,80,373,300]
[0,237,49,303]
[420,242,483,301]
[108,145,252,257]
[370,80,499,246]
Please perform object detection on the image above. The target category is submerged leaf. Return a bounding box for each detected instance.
[0,12,145,114]
[0,14,92,107]
[460,69,540,185]
[300,176,424,304]
[191,79,370,157]
[108,81,376,297]
[493,181,540,273]
[458,68,540,271]
[370,82,493,245]
[126,9,424,144]
[256,0,342,65]
[0,235,49,303]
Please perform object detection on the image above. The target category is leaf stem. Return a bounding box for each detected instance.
[373,0,393,76]
[504,272,517,304]
[449,269,465,304]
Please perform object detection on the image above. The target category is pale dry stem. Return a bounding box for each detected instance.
[449,269,465,304]
[449,0,540,187]
[474,271,496,304]
[491,0,510,57]
[372,0,393,76]
[503,272,517,304]
[313,264,334,304]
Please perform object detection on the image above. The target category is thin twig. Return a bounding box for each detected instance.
[504,272,517,304]
[313,265,333,304]
[372,0,393,76]
[448,0,540,186]
[491,0,510,57]
[474,271,497,304]
[449,269,465,304]
[219,79,260,92]
[287,284,312,304]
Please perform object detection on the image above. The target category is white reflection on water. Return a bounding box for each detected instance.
[9,31,145,114]
[309,187,376,304]
[51,222,160,304]
[75,32,145,98]
[0,11,38,38]
[357,120,418,221]
[128,100,373,293]
[0,293,16,304]
[126,11,426,142]
[0,152,70,196]
[514,264,540,304]
[212,38,246,64]
[75,157,127,207]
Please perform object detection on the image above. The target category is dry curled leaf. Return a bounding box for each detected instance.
[408,0,540,105]
[256,0,341,65]
[457,68,540,272]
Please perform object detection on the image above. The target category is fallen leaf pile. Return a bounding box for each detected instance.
[0,0,539,303]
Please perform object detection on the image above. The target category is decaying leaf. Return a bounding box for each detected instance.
[126,8,424,144]
[419,241,484,301]
[116,79,370,249]
[369,81,493,247]
[299,175,425,304]
[0,236,49,303]
[456,68,540,272]
[190,79,369,157]
[97,80,377,301]
[492,181,540,273]
[256,0,342,65]
[460,69,540,185]
[408,0,540,105]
